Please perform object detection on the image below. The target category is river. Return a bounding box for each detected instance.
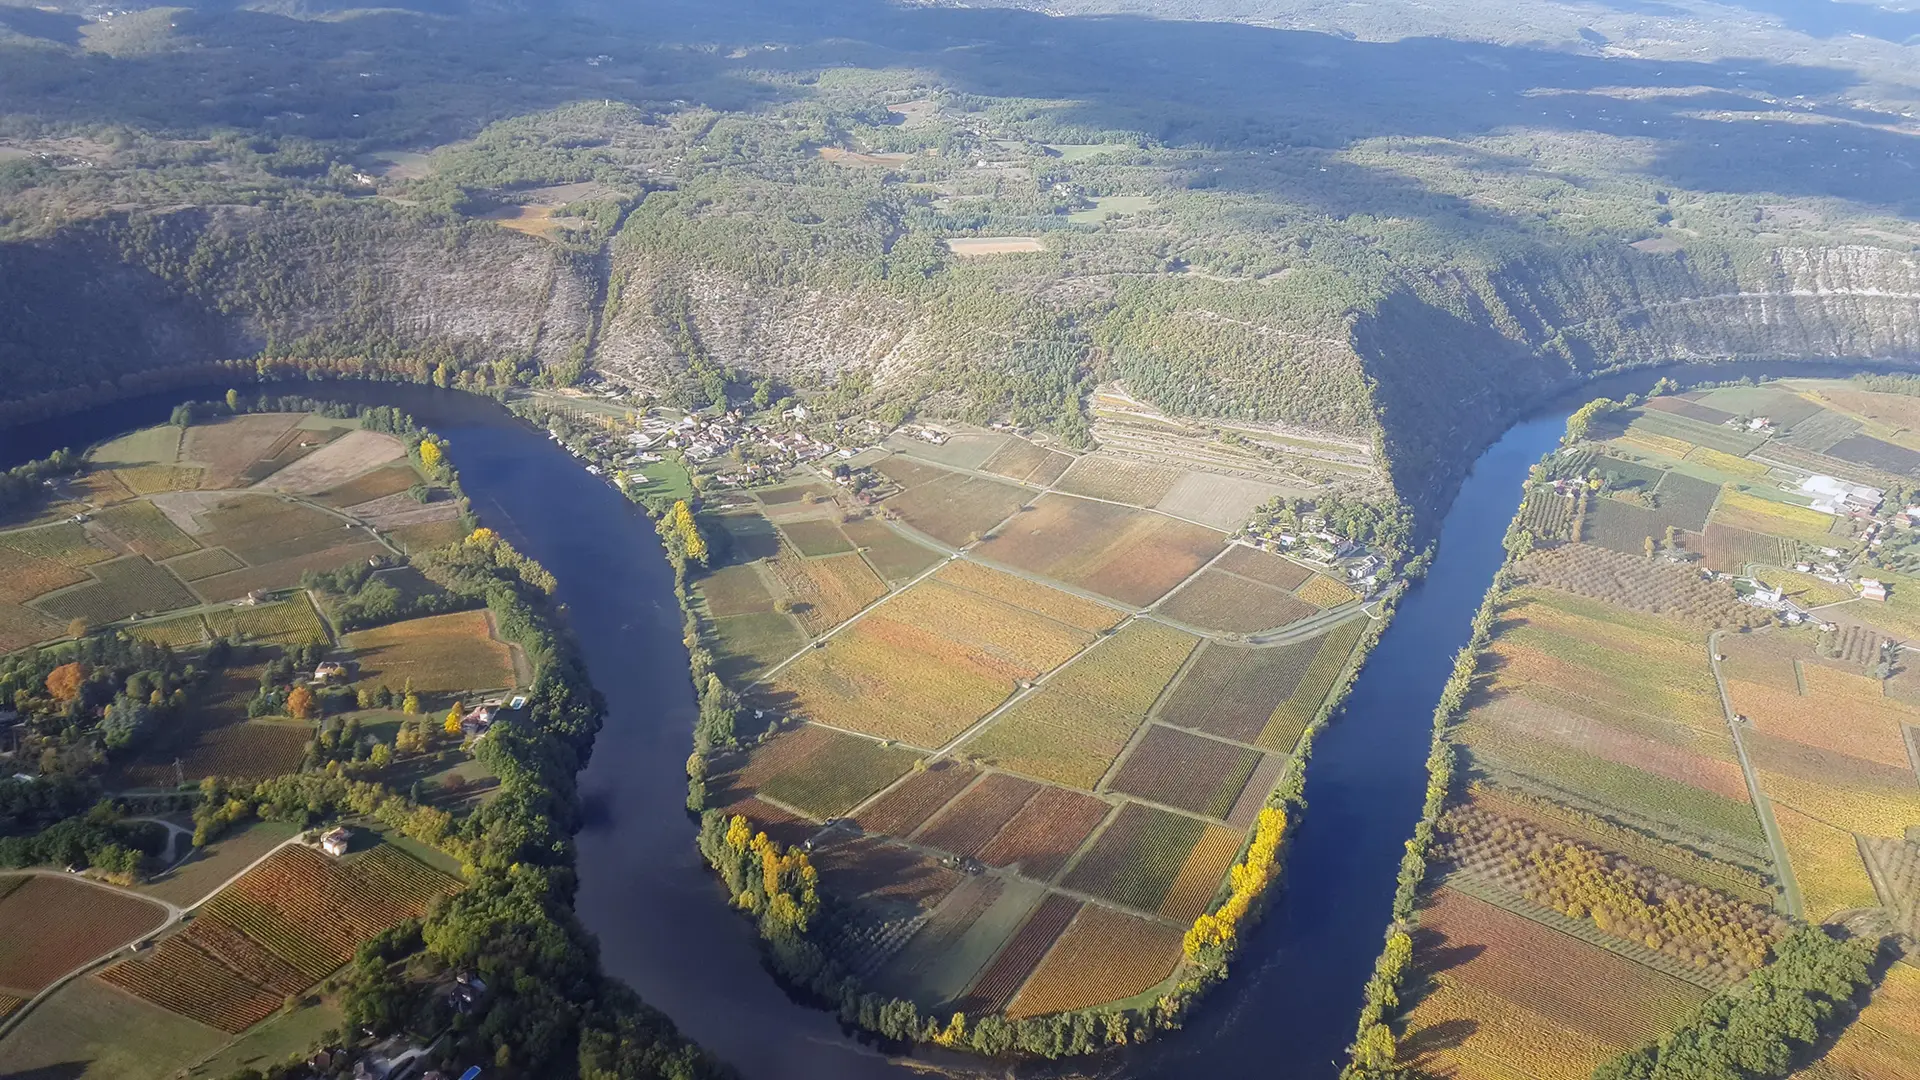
[0,363,1887,1079]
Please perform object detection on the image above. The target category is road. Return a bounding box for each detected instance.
[0,834,306,1041]
[1706,628,1804,918]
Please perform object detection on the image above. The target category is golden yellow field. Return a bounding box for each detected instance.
[1711,489,1838,544]
[1157,824,1242,923]
[873,579,1094,674]
[342,610,516,694]
[1802,962,1920,1080]
[1757,769,1920,837]
[769,616,1019,747]
[1296,574,1356,607]
[1615,431,1696,459]
[1683,446,1771,478]
[1727,677,1914,770]
[933,560,1124,631]
[1771,803,1879,922]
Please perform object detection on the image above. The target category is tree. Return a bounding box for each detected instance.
[418,438,443,473]
[402,691,421,715]
[1644,535,1656,559]
[66,617,88,640]
[443,703,464,736]
[286,685,316,720]
[370,743,393,768]
[225,388,240,412]
[45,661,84,704]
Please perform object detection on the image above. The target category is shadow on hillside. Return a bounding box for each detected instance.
[1,0,1916,216]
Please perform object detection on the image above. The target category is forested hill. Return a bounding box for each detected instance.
[1,0,1918,512]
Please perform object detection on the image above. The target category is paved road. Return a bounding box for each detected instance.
[1706,628,1804,918]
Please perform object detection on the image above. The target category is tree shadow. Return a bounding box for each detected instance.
[0,6,83,47]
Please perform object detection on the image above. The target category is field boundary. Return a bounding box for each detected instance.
[1442,874,1734,993]
[1707,629,1804,917]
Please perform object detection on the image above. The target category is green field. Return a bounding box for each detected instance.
[634,460,694,502]
[0,970,226,1080]
[35,556,198,625]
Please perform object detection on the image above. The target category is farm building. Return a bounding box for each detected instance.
[313,662,348,682]
[320,826,351,857]
[1861,578,1889,602]
[1797,475,1882,516]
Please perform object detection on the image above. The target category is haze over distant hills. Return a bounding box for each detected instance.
[1,0,1917,508]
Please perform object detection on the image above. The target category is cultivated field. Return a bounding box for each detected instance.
[1108,724,1262,819]
[1007,905,1183,1019]
[765,550,889,635]
[945,236,1044,256]
[1055,456,1183,506]
[884,471,1032,547]
[976,495,1225,606]
[0,876,167,995]
[342,609,516,693]
[1397,888,1710,1080]
[1156,619,1364,751]
[962,620,1197,789]
[35,555,198,625]
[1158,568,1316,633]
[841,518,943,582]
[716,724,921,820]
[254,429,405,493]
[1061,803,1236,920]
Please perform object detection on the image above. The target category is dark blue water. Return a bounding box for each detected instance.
[0,363,1885,1079]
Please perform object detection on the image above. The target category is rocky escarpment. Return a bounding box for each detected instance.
[0,204,595,400]
[1358,242,1920,512]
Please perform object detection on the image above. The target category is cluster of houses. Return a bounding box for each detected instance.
[1238,526,1388,595]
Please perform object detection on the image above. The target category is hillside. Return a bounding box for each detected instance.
[0,0,1916,515]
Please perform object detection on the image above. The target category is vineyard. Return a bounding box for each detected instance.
[717,724,920,818]
[976,788,1113,881]
[99,936,284,1033]
[197,844,460,983]
[1108,725,1261,819]
[1699,522,1792,574]
[1007,906,1183,1019]
[973,495,1225,606]
[342,609,517,694]
[1295,574,1356,608]
[36,556,198,625]
[0,876,166,993]
[1158,569,1315,633]
[1397,887,1712,1080]
[852,761,980,838]
[94,502,200,561]
[1062,803,1211,913]
[1214,545,1312,590]
[979,438,1056,483]
[1516,544,1759,629]
[1519,489,1574,540]
[1435,803,1786,979]
[877,579,1095,676]
[915,773,1042,857]
[884,472,1032,547]
[1054,456,1182,506]
[762,550,888,635]
[933,560,1122,632]
[165,546,245,581]
[962,621,1195,789]
[768,614,1023,746]
[953,894,1081,1014]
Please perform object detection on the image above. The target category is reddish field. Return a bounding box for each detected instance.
[852,761,980,838]
[1007,905,1184,1018]
[1156,638,1318,743]
[1109,725,1263,818]
[1475,691,1749,802]
[978,788,1113,881]
[1157,568,1317,633]
[99,936,282,1033]
[914,773,1042,857]
[0,876,167,993]
[200,845,460,981]
[954,893,1082,1014]
[1398,887,1710,1079]
[975,495,1225,606]
[1214,545,1313,589]
[1062,803,1210,913]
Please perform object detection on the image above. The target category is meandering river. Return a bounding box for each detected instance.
[0,361,1895,1079]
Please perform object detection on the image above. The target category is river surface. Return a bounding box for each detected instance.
[0,363,1889,1079]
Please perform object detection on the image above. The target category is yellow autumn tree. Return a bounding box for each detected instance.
[1184,806,1287,962]
[286,685,316,720]
[418,438,443,473]
[668,501,708,565]
[444,702,464,736]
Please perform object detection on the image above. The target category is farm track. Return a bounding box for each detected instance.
[1707,629,1804,918]
[0,835,304,1041]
